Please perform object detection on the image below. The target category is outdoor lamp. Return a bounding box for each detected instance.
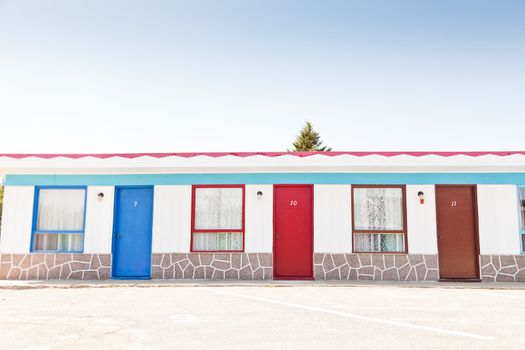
[97,192,105,201]
[418,191,424,204]
[257,191,263,199]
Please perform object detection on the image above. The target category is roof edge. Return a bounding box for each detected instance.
[0,151,524,159]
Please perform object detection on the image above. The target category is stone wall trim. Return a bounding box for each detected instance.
[314,253,439,281]
[151,253,273,280]
[480,255,525,282]
[0,254,111,280]
[2,253,524,282]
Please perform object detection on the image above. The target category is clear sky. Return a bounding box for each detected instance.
[0,0,523,153]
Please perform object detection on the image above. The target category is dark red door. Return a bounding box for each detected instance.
[436,186,480,280]
[273,185,313,279]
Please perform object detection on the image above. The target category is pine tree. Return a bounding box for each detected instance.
[291,121,332,151]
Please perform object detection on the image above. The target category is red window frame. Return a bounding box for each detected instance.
[190,184,245,252]
[351,184,408,254]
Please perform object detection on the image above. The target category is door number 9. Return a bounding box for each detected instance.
[290,200,298,206]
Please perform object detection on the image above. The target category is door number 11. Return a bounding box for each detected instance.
[451,201,457,207]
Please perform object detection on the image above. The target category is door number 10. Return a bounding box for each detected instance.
[290,200,298,206]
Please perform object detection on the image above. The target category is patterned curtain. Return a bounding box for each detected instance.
[353,188,403,230]
[195,187,243,230]
[354,233,404,252]
[192,233,243,251]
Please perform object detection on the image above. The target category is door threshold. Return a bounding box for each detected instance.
[273,276,314,281]
[111,276,152,280]
[439,278,481,282]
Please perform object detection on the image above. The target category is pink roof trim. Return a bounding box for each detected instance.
[0,151,524,159]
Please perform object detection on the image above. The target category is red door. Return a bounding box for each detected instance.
[436,186,480,280]
[273,185,313,279]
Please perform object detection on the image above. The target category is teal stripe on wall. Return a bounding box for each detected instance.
[5,173,525,186]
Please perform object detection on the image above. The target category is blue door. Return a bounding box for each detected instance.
[112,186,154,278]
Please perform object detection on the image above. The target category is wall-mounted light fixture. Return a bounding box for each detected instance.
[256,191,263,200]
[97,192,105,201]
[418,191,424,204]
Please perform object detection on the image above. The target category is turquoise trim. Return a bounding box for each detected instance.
[5,172,525,186]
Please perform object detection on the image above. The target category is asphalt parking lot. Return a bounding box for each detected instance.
[1,284,524,349]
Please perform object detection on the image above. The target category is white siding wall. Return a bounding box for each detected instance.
[83,186,114,253]
[406,185,438,254]
[152,185,191,253]
[477,185,521,254]
[314,185,352,253]
[2,183,521,256]
[0,186,34,253]
[245,185,273,253]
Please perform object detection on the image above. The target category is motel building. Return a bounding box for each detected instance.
[0,151,524,282]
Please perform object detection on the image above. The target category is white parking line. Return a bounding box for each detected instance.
[207,288,495,341]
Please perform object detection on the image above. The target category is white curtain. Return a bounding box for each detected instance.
[37,189,86,231]
[354,233,404,252]
[34,189,85,252]
[34,234,82,252]
[192,233,243,251]
[195,188,243,230]
[353,188,403,230]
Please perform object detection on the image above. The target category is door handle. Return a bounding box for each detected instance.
[116,233,122,239]
[276,233,280,239]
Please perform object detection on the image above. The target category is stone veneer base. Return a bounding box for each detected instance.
[151,253,273,280]
[0,254,111,280]
[1,253,524,281]
[314,253,440,281]
[480,255,525,282]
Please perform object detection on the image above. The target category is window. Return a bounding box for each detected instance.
[31,187,86,252]
[352,185,407,253]
[519,187,525,253]
[191,185,244,252]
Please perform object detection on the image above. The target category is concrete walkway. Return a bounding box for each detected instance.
[1,279,525,290]
[2,284,525,349]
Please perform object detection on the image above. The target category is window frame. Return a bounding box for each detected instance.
[30,186,87,253]
[518,186,525,254]
[190,184,245,252]
[351,184,408,254]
